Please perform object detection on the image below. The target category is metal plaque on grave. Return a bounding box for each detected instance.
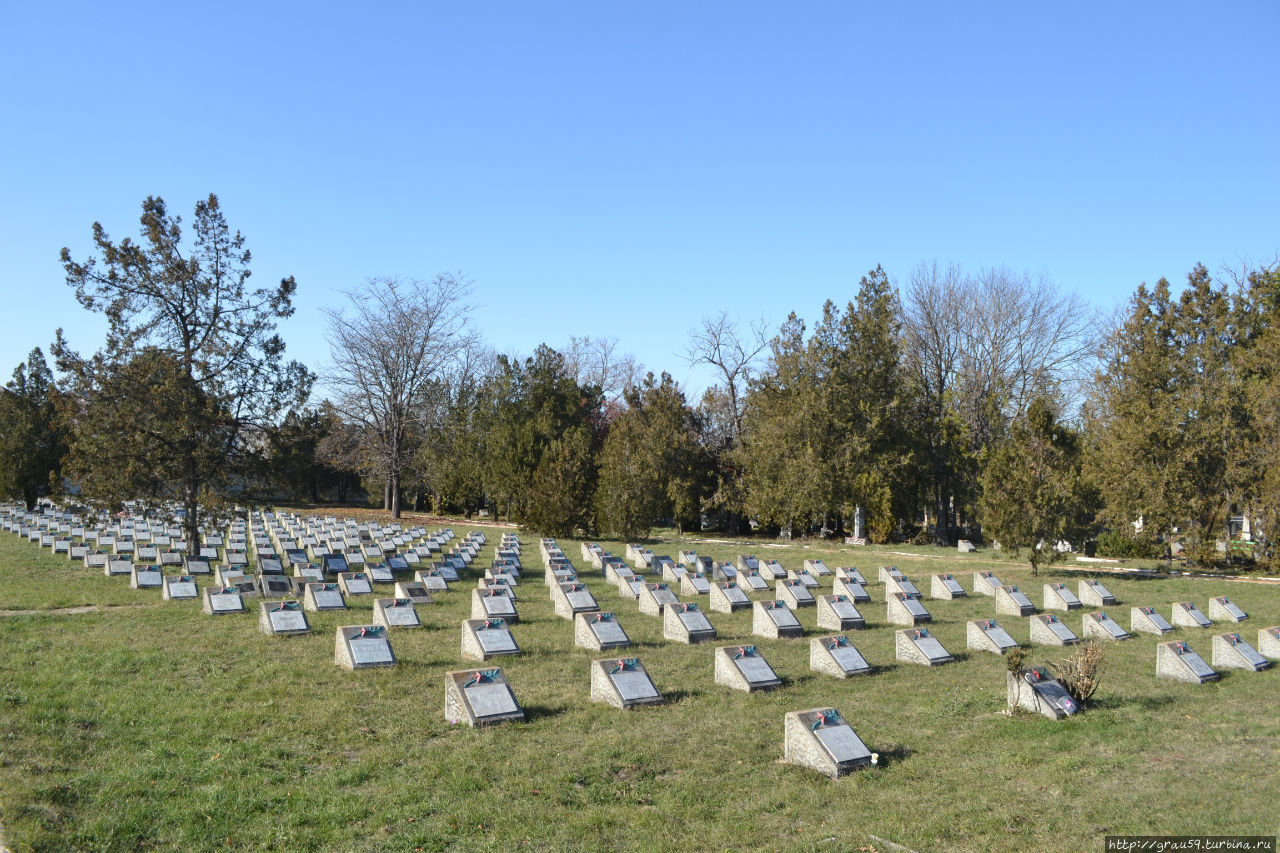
[267,602,309,633]
[982,620,1018,648]
[165,576,198,599]
[825,636,871,673]
[1044,614,1078,643]
[588,612,629,646]
[765,601,801,629]
[477,625,518,654]
[735,649,778,684]
[210,590,243,612]
[349,634,394,666]
[911,630,950,661]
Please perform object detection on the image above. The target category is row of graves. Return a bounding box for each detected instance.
[5,506,1279,781]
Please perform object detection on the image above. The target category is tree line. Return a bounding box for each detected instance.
[2,195,1277,569]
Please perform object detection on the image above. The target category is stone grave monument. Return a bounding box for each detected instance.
[967,618,1020,654]
[638,582,680,616]
[1007,666,1081,720]
[202,586,245,615]
[260,600,311,636]
[554,582,601,620]
[895,627,954,666]
[1156,640,1218,683]
[930,573,966,600]
[1078,579,1116,607]
[575,611,631,651]
[664,601,716,644]
[373,597,421,629]
[1131,606,1174,636]
[590,657,664,709]
[162,574,199,600]
[1260,626,1280,659]
[1171,601,1212,629]
[783,708,874,778]
[1208,596,1248,623]
[445,668,524,727]
[886,592,931,626]
[810,635,871,678]
[1211,632,1271,671]
[715,644,781,692]
[709,580,751,613]
[816,594,864,631]
[304,582,347,612]
[753,599,804,639]
[130,564,163,590]
[1043,582,1082,611]
[461,618,520,661]
[995,585,1036,617]
[973,571,1003,596]
[833,576,871,603]
[1083,611,1130,641]
[1030,612,1080,646]
[776,578,816,609]
[472,588,519,622]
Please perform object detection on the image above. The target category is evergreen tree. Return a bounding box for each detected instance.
[0,348,66,510]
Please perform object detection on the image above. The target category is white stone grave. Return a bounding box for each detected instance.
[784,708,874,778]
[414,569,449,592]
[1208,596,1248,623]
[575,611,631,651]
[836,567,867,585]
[472,588,519,622]
[886,592,931,626]
[1043,582,1082,611]
[162,574,199,600]
[554,582,600,620]
[803,559,831,576]
[753,599,803,639]
[373,598,421,629]
[1211,632,1271,671]
[930,574,966,600]
[590,657,664,709]
[303,582,347,612]
[738,570,768,591]
[1083,611,1130,641]
[816,594,864,631]
[394,581,433,604]
[202,586,245,615]
[1260,626,1280,659]
[715,644,781,692]
[709,581,751,613]
[1029,612,1080,646]
[638,583,680,616]
[967,619,1019,654]
[995,585,1036,617]
[445,668,524,727]
[810,636,871,678]
[1156,640,1218,683]
[1078,579,1116,607]
[776,579,816,609]
[884,573,921,598]
[679,572,711,597]
[130,564,163,590]
[973,571,1002,596]
[833,577,871,603]
[1171,601,1211,629]
[260,600,310,636]
[461,618,520,661]
[1007,667,1081,719]
[337,572,373,597]
[1131,606,1174,636]
[895,627,954,666]
[663,601,716,644]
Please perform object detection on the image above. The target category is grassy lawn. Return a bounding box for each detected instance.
[1,520,1278,852]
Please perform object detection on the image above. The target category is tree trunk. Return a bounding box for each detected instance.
[184,477,200,559]
[391,469,401,518]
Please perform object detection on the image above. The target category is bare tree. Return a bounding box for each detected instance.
[322,274,475,518]
[563,335,640,404]
[684,312,770,440]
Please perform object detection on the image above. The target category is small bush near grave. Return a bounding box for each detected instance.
[1005,645,1026,674]
[1095,531,1161,560]
[1051,640,1107,704]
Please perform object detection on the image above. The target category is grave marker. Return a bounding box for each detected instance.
[1130,606,1174,636]
[445,668,524,727]
[472,588,520,622]
[1038,582,1081,611]
[737,569,768,591]
[1259,626,1280,660]
[414,569,449,592]
[776,579,816,609]
[995,585,1036,617]
[886,592,931,626]
[1156,640,1218,683]
[590,657,664,709]
[575,611,631,651]
[1030,612,1080,646]
[973,571,1002,596]
[337,572,373,597]
[105,557,133,577]
[1007,666,1080,720]
[162,574,199,600]
[895,627,954,666]
[715,644,781,692]
[967,618,1020,654]
[679,572,711,597]
[783,708,874,778]
[884,573,922,598]
[638,582,680,616]
[832,577,871,603]
[393,581,433,604]
[554,582,601,620]
[753,599,804,639]
[1211,633,1271,671]
[836,567,867,585]
[930,574,966,600]
[810,635,871,678]
[816,594,864,631]
[1078,579,1116,607]
[803,559,832,576]
[258,557,285,575]
[1171,601,1212,629]
[260,600,311,636]
[303,582,347,612]
[130,564,163,590]
[461,618,521,661]
[202,586,245,615]
[257,574,295,599]
[663,601,716,644]
[335,625,396,670]
[1208,596,1248,623]
[1083,611,1130,641]
[373,597,421,629]
[709,580,751,613]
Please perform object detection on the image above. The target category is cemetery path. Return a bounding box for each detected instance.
[0,603,156,618]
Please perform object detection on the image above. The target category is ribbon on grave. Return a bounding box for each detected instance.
[912,629,926,639]
[827,637,847,650]
[178,576,192,583]
[216,587,238,595]
[270,601,301,612]
[733,645,756,659]
[592,612,613,623]
[766,600,779,610]
[723,581,736,589]
[609,659,638,674]
[321,583,339,591]
[482,619,505,629]
[833,595,846,603]
[568,584,581,592]
[1176,642,1189,654]
[463,669,498,687]
[985,620,995,629]
[1229,634,1242,644]
[810,709,838,731]
[651,583,666,590]
[390,598,411,607]
[357,626,385,638]
[679,603,697,612]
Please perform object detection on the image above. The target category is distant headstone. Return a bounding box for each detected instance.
[638,582,680,617]
[737,569,768,591]
[836,567,867,585]
[709,581,751,613]
[930,574,966,600]
[1083,611,1130,641]
[884,573,922,598]
[973,571,1002,596]
[1007,666,1080,719]
[472,588,519,622]
[1259,626,1280,660]
[895,627,954,666]
[445,668,524,727]
[832,577,871,603]
[393,581,433,604]
[663,601,716,644]
[590,657,664,709]
[1043,582,1082,611]
[995,585,1036,617]
[303,582,347,612]
[461,618,520,661]
[1207,596,1248,623]
[130,564,163,590]
[162,574,199,600]
[957,540,976,554]
[1130,606,1174,636]
[258,557,285,575]
[260,600,310,636]
[886,592,931,626]
[967,619,1019,654]
[803,559,831,576]
[575,611,631,651]
[105,557,133,577]
[1078,579,1116,607]
[202,586,245,615]
[337,572,373,597]
[715,644,781,692]
[784,708,874,778]
[1155,640,1218,683]
[1211,632,1271,671]
[816,594,864,631]
[1170,601,1212,629]
[810,635,871,678]
[373,597,421,629]
[554,582,601,620]
[679,572,711,597]
[776,579,816,609]
[335,625,396,670]
[257,574,295,599]
[753,599,804,639]
[414,569,449,592]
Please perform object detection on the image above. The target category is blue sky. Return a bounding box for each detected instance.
[2,2,1277,398]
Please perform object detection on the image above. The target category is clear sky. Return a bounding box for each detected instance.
[2,2,1277,399]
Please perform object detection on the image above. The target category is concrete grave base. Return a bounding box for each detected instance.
[575,611,631,651]
[776,580,815,609]
[1079,580,1116,607]
[995,586,1036,616]
[753,600,804,639]
[1131,606,1174,636]
[1211,633,1271,671]
[394,581,433,604]
[810,636,871,678]
[1156,641,1218,683]
[162,575,199,600]
[1208,596,1248,623]
[130,566,163,589]
[895,628,954,666]
[886,593,930,626]
[259,600,311,636]
[334,625,396,670]
[973,572,1001,596]
[709,581,751,613]
[784,708,874,778]
[816,594,864,631]
[202,587,245,615]
[1007,668,1081,719]
[833,577,871,603]
[663,602,716,644]
[471,588,519,623]
[967,619,1019,654]
[445,668,524,727]
[304,583,347,612]
[461,618,521,661]
[553,583,601,620]
[1043,583,1082,611]
[1171,602,1211,629]
[1030,613,1080,646]
[1083,612,1130,641]
[373,598,421,629]
[715,645,781,692]
[930,574,966,600]
[1260,626,1280,660]
[590,658,664,709]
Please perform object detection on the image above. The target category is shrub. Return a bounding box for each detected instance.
[1095,530,1162,559]
[1050,640,1107,704]
[1005,646,1027,675]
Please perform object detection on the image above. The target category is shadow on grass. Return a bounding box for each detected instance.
[871,743,915,768]
[1090,693,1176,712]
[520,702,567,723]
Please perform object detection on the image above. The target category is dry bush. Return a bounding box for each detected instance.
[1050,640,1107,703]
[1005,646,1027,674]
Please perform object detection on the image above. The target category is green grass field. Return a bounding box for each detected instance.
[2,520,1278,852]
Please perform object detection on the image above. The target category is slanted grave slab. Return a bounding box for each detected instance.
[1131,606,1174,636]
[257,574,295,599]
[1208,596,1248,623]
[445,668,524,727]
[995,585,1036,617]
[810,635,871,678]
[680,572,711,597]
[886,592,931,626]
[304,582,347,612]
[816,594,864,631]
[1043,582,1082,611]
[836,567,867,585]
[663,601,716,644]
[803,559,831,576]
[737,569,768,591]
[715,644,781,692]
[335,625,396,670]
[884,573,921,598]
[709,580,751,613]
[130,564,163,590]
[1171,601,1211,629]
[1212,632,1271,671]
[1079,579,1116,607]
[967,618,1019,654]
[973,571,1002,596]
[394,581,433,604]
[373,597,421,629]
[162,574,199,600]
[472,587,519,621]
[260,600,310,636]
[258,557,284,575]
[930,574,966,600]
[784,708,873,778]
[895,627,954,666]
[833,577,871,603]
[776,579,815,609]
[575,610,631,650]
[105,557,133,577]
[1083,611,1130,641]
[202,586,245,615]
[1260,626,1280,660]
[1156,640,1218,683]
[590,657,663,709]
[414,569,449,592]
[1007,666,1080,719]
[554,582,601,619]
[753,599,803,639]
[338,572,373,597]
[638,582,680,616]
[461,618,520,661]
